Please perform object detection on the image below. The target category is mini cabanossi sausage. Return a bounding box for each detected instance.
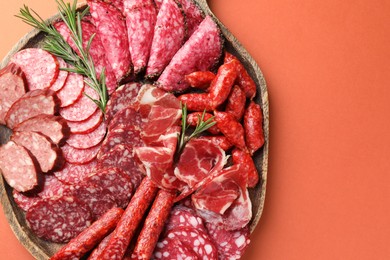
[226,85,246,121]
[187,112,220,135]
[244,101,265,155]
[232,148,259,187]
[214,111,246,150]
[184,71,216,90]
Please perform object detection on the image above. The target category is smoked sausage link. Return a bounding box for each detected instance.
[244,101,265,155]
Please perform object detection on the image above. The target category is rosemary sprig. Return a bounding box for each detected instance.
[16,0,108,112]
[177,104,217,155]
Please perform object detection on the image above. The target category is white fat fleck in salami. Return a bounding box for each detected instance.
[107,105,143,132]
[50,57,69,92]
[66,109,103,134]
[10,48,59,91]
[26,196,93,243]
[56,72,84,108]
[53,160,97,185]
[157,16,223,92]
[59,84,99,122]
[88,0,132,81]
[5,89,58,129]
[11,131,62,173]
[66,121,107,149]
[0,63,27,124]
[61,143,100,165]
[152,236,198,260]
[146,0,186,78]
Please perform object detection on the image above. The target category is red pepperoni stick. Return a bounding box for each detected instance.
[97,178,158,259]
[226,85,246,121]
[224,51,257,99]
[184,71,216,90]
[244,101,265,155]
[187,112,220,135]
[232,148,259,187]
[178,93,214,112]
[131,189,176,259]
[214,111,246,150]
[50,207,124,260]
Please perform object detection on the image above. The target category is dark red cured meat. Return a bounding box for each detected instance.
[206,223,250,260]
[59,85,99,122]
[5,89,58,129]
[124,1,157,74]
[66,109,103,134]
[157,16,223,92]
[66,121,107,149]
[88,232,113,260]
[153,236,199,260]
[104,82,140,123]
[164,227,218,260]
[185,70,215,90]
[97,144,144,188]
[244,101,265,155]
[97,178,158,259]
[198,136,233,151]
[38,174,70,199]
[0,141,37,192]
[12,189,41,212]
[14,115,69,145]
[50,208,123,260]
[226,85,246,121]
[178,92,214,111]
[214,111,246,150]
[88,0,132,82]
[86,167,133,209]
[50,58,69,92]
[165,205,207,234]
[11,131,62,173]
[10,48,59,91]
[61,143,100,165]
[146,0,186,78]
[0,63,27,124]
[56,72,84,108]
[26,196,93,243]
[187,112,220,135]
[177,0,204,37]
[107,105,143,131]
[53,160,97,185]
[232,148,259,187]
[132,190,176,259]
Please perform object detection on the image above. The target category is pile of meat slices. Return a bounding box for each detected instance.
[0,0,265,259]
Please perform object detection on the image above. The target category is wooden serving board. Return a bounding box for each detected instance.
[0,1,269,259]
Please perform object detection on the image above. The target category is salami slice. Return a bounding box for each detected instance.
[165,205,207,234]
[14,115,69,145]
[66,109,103,134]
[59,85,99,122]
[146,0,186,78]
[88,0,132,81]
[0,63,27,124]
[153,236,198,260]
[50,58,69,92]
[10,48,59,91]
[61,143,100,165]
[5,89,58,129]
[12,189,41,212]
[178,0,204,37]
[38,174,70,199]
[56,72,84,107]
[53,160,97,185]
[26,196,93,243]
[0,141,38,192]
[157,16,223,92]
[104,82,140,123]
[107,105,143,132]
[11,131,62,173]
[66,121,107,149]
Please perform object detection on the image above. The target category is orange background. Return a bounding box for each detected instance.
[1,0,390,259]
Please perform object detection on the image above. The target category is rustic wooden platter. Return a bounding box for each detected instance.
[0,1,269,259]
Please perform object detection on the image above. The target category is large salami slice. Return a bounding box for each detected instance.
[157,16,223,92]
[37,174,70,199]
[10,48,59,91]
[145,0,186,78]
[88,0,132,81]
[5,89,58,129]
[153,236,199,260]
[11,131,62,173]
[178,0,204,37]
[66,109,103,134]
[66,121,107,149]
[26,196,93,243]
[50,57,69,92]
[56,72,84,107]
[164,205,207,234]
[0,63,27,124]
[61,143,100,165]
[107,105,143,131]
[53,160,97,185]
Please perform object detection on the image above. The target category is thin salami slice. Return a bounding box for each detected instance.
[11,131,62,173]
[14,115,69,145]
[54,160,97,185]
[206,223,250,260]
[10,48,59,91]
[50,57,69,92]
[0,141,38,192]
[97,144,144,188]
[61,143,100,165]
[0,63,27,124]
[66,121,107,149]
[66,109,103,134]
[26,196,93,243]
[153,236,198,260]
[5,89,58,129]
[38,174,70,199]
[56,72,84,107]
[86,167,133,209]
[165,205,207,234]
[157,16,223,92]
[178,0,204,37]
[107,106,143,132]
[146,0,186,78]
[59,85,99,122]
[105,82,140,123]
[12,189,41,212]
